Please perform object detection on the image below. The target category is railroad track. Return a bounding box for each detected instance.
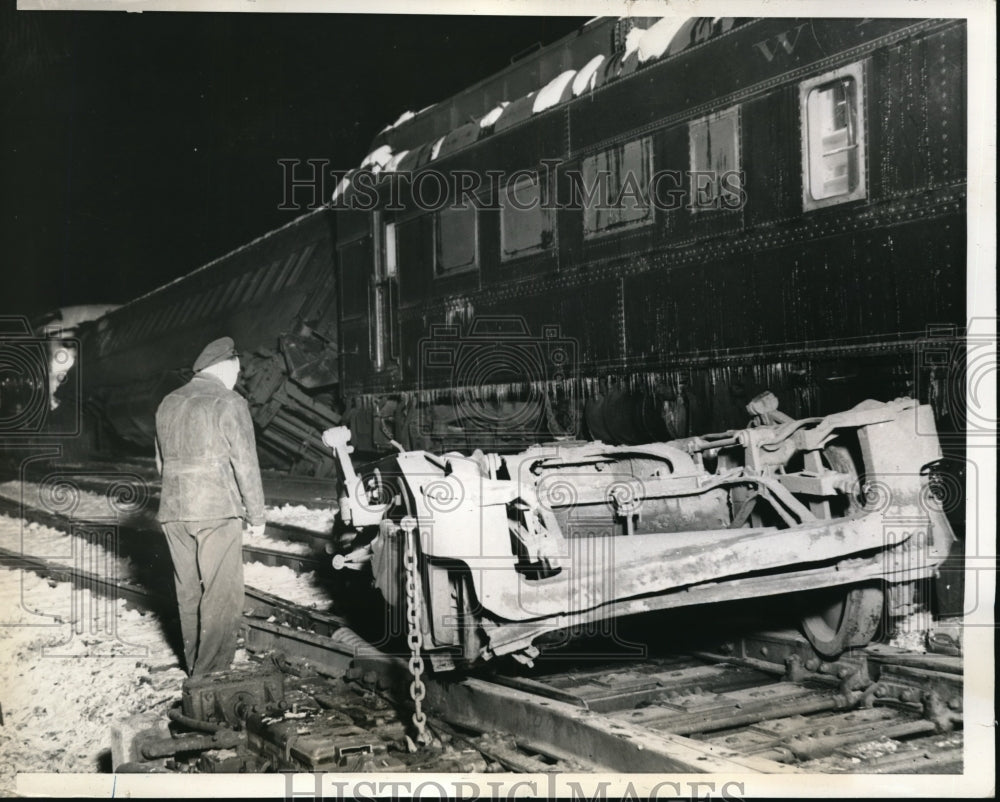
[470,635,962,772]
[6,461,338,509]
[237,578,965,774]
[1,487,963,774]
[0,491,330,575]
[332,633,962,774]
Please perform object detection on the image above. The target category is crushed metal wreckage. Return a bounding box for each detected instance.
[326,394,955,671]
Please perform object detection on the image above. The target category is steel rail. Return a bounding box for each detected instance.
[0,542,164,611]
[1,490,963,774]
[6,463,338,509]
[2,535,960,774]
[0,539,346,639]
[0,495,328,574]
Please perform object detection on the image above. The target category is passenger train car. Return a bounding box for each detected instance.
[7,16,964,476]
[331,16,966,456]
[0,15,969,667]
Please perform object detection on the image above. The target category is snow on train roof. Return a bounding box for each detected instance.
[532,70,576,114]
[31,304,121,336]
[100,18,739,324]
[638,17,697,63]
[356,17,740,182]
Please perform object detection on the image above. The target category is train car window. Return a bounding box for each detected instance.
[372,219,398,368]
[176,293,201,324]
[395,215,427,299]
[268,252,299,292]
[800,63,867,210]
[142,307,167,337]
[150,307,169,333]
[190,289,211,321]
[689,107,740,211]
[130,311,156,342]
[96,327,113,356]
[230,272,256,308]
[112,316,135,345]
[152,304,174,333]
[202,283,228,317]
[435,205,478,276]
[500,173,555,260]
[284,244,317,287]
[250,260,285,302]
[581,137,652,238]
[239,269,266,305]
[240,268,269,305]
[157,302,181,331]
[384,222,398,279]
[215,275,242,313]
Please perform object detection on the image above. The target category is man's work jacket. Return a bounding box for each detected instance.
[154,373,266,526]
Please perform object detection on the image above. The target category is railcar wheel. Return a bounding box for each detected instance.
[801,584,884,658]
[823,443,865,516]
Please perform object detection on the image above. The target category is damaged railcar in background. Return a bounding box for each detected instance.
[326,396,955,670]
[69,209,345,476]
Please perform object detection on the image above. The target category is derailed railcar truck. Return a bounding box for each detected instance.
[326,395,956,670]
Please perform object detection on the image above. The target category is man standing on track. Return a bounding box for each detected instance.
[154,336,265,676]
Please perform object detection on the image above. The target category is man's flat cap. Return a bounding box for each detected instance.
[193,336,238,372]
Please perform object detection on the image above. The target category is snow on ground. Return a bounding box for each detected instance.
[2,479,337,537]
[0,479,157,531]
[243,562,334,612]
[2,477,336,563]
[241,527,313,555]
[0,513,137,581]
[0,566,183,794]
[0,503,333,793]
[2,481,337,607]
[1,501,335,613]
[264,503,336,534]
[888,611,932,653]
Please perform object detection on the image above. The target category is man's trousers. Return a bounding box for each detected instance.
[161,517,244,676]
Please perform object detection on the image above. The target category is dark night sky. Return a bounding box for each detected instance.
[0,7,586,321]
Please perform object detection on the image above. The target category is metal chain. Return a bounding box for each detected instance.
[401,516,428,745]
